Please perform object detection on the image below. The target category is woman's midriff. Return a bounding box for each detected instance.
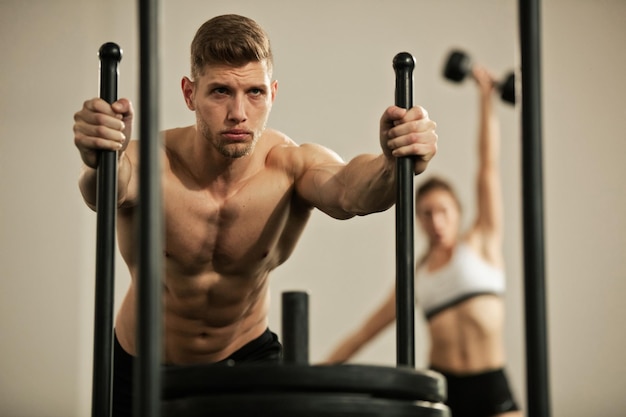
[427,294,506,374]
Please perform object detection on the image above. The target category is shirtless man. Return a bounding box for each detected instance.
[74,14,437,416]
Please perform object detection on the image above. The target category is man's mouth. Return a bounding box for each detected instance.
[222,129,251,141]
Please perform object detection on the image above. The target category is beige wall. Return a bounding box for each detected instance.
[1,1,624,416]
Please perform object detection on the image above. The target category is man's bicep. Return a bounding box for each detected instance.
[117,144,140,208]
[294,144,352,219]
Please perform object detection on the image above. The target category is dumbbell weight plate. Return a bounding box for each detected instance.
[500,72,516,104]
[443,50,472,82]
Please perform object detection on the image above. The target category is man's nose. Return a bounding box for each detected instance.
[228,95,247,122]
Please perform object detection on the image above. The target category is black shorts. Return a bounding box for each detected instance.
[112,329,282,417]
[433,367,520,417]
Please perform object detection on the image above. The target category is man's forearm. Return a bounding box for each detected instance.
[341,153,397,216]
[78,153,132,211]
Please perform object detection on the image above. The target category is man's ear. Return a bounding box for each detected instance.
[181,76,195,110]
[270,80,278,103]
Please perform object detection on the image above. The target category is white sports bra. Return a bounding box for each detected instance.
[415,243,505,320]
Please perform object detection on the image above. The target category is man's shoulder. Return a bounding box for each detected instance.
[126,126,192,150]
[264,130,321,181]
[263,129,336,158]
[264,128,300,159]
[265,130,346,173]
[161,126,195,158]
[263,128,296,146]
[163,126,194,142]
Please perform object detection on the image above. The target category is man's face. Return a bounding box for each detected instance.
[183,60,277,159]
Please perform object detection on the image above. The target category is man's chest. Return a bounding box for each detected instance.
[161,173,299,272]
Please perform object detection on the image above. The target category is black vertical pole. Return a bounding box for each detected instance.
[281,291,310,365]
[92,42,122,417]
[135,0,162,416]
[393,52,416,368]
[519,0,551,416]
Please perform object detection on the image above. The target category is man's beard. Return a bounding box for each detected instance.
[200,121,261,159]
[216,140,255,158]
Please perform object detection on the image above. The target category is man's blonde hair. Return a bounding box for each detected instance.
[190,14,273,80]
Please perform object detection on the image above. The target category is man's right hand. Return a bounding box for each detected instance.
[73,98,134,168]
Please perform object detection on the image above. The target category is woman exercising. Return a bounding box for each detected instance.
[325,64,521,417]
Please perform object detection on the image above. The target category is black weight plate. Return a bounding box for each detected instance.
[443,50,471,82]
[163,363,446,403]
[163,393,451,417]
[500,72,516,104]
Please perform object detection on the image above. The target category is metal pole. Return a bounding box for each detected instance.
[519,0,552,415]
[92,42,122,417]
[392,52,416,368]
[135,0,163,416]
[281,291,310,365]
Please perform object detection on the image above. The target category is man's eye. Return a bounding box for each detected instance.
[213,87,229,95]
[249,88,263,96]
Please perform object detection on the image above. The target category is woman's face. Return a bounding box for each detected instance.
[416,189,461,247]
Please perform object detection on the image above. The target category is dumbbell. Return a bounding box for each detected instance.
[442,49,516,105]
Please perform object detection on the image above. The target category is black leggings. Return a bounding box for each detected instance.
[112,329,282,417]
[433,367,520,417]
